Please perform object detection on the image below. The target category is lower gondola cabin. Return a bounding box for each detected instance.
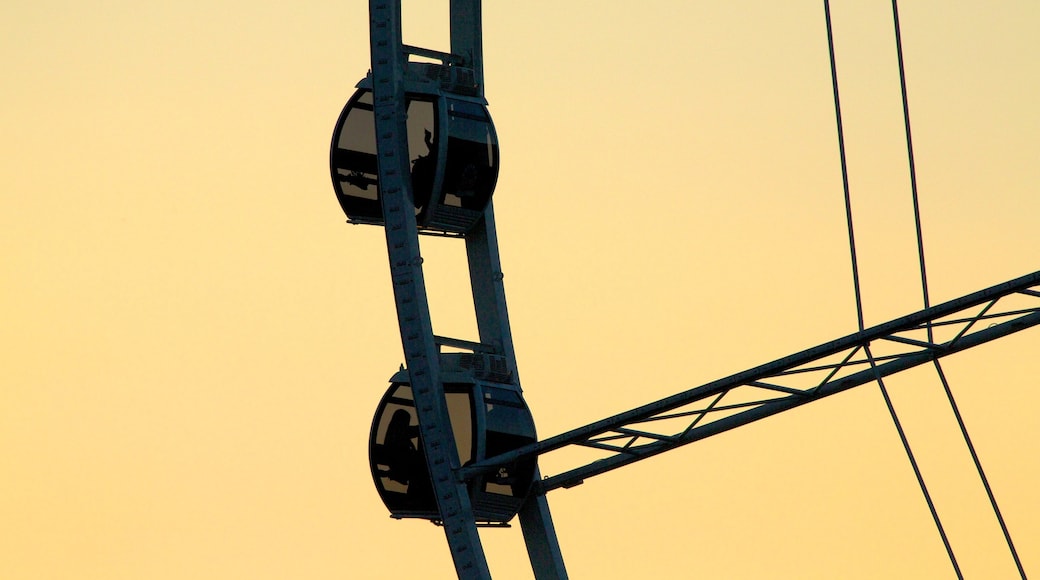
[368,359,537,524]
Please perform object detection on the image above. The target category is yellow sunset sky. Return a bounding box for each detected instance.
[2,1,1038,578]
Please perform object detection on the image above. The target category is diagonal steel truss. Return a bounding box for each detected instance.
[459,270,1040,494]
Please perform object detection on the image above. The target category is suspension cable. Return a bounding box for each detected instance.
[866,348,962,579]
[823,2,961,576]
[889,0,931,340]
[889,2,1026,575]
[823,0,864,332]
[934,360,1028,577]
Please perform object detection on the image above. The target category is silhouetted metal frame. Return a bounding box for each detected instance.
[459,270,1040,493]
[451,0,568,575]
[367,1,567,578]
[368,1,492,577]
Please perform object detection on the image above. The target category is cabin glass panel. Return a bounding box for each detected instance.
[369,382,477,517]
[369,384,435,511]
[331,90,441,223]
[482,386,537,498]
[442,98,499,210]
[331,90,381,220]
[405,98,438,216]
[443,385,475,466]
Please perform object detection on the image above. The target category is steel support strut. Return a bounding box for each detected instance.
[460,271,1040,493]
[466,210,568,579]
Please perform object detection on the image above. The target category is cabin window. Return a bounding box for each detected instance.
[482,387,536,497]
[442,98,499,210]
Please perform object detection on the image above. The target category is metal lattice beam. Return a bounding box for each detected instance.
[459,270,1040,493]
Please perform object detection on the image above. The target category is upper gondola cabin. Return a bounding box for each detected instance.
[329,65,500,234]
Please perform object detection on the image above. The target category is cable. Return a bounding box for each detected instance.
[933,360,1028,578]
[889,3,1026,576]
[889,0,931,340]
[823,2,961,576]
[823,0,864,332]
[866,347,963,579]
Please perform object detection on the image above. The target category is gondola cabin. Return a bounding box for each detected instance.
[330,65,500,234]
[368,354,537,524]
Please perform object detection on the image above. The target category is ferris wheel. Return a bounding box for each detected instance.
[329,1,1039,578]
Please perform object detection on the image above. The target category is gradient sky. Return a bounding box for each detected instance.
[3,1,1038,578]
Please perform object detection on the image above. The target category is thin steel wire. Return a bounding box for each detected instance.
[866,347,963,579]
[933,360,1028,578]
[890,3,1026,574]
[889,0,932,341]
[823,0,864,332]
